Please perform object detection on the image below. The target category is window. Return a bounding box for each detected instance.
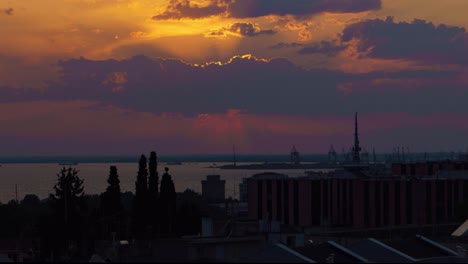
[257,181,263,219]
[383,182,389,226]
[406,181,412,225]
[267,180,272,221]
[447,181,453,218]
[426,181,432,224]
[294,181,299,226]
[375,182,381,227]
[436,182,445,223]
[277,180,282,221]
[311,181,321,225]
[284,181,289,225]
[350,180,354,226]
[364,181,370,227]
[322,180,328,224]
[342,180,347,224]
[395,182,401,225]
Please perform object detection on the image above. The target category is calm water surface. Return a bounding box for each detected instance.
[0,162,312,203]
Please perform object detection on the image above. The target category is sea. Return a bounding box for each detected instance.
[0,154,331,203]
[0,152,456,203]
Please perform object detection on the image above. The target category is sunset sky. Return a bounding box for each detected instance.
[1,0,468,156]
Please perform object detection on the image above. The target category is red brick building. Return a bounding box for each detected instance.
[392,161,468,177]
[248,176,468,228]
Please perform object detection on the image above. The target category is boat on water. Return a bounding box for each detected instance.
[216,145,346,170]
[58,162,79,166]
[218,162,341,170]
[166,161,182,165]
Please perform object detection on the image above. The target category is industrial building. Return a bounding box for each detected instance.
[246,112,468,229]
[392,161,468,178]
[247,175,468,229]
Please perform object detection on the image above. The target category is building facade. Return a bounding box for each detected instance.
[248,176,468,228]
[392,161,468,177]
[202,175,226,203]
[240,172,288,203]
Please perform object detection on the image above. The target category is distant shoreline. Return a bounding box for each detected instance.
[0,154,328,164]
[0,152,460,164]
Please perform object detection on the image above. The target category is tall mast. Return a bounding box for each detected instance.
[233,144,237,167]
[291,145,300,165]
[352,112,361,163]
[373,147,376,163]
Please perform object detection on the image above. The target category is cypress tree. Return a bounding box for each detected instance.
[148,151,159,235]
[148,151,159,199]
[101,166,123,236]
[135,155,148,199]
[49,167,85,253]
[132,155,148,238]
[159,167,176,237]
[50,167,85,225]
[102,166,122,214]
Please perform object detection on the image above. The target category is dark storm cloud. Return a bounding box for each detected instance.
[153,0,381,20]
[153,0,226,20]
[226,0,381,18]
[269,42,305,49]
[1,55,465,117]
[41,55,343,115]
[342,16,468,65]
[209,22,275,37]
[298,40,347,56]
[2,8,13,15]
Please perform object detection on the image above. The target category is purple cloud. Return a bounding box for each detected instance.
[342,16,468,65]
[153,0,225,20]
[0,55,464,117]
[269,42,305,49]
[298,40,347,56]
[153,0,382,20]
[226,0,381,18]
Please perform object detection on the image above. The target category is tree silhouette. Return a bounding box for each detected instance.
[148,152,159,199]
[101,166,122,214]
[21,194,41,208]
[159,167,176,237]
[132,155,149,238]
[49,167,85,225]
[48,167,86,257]
[101,166,123,236]
[148,151,159,235]
[176,189,204,236]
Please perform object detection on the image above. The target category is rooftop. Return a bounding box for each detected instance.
[240,243,315,263]
[294,242,364,263]
[385,237,452,259]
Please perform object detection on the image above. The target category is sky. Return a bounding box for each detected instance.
[1,0,468,156]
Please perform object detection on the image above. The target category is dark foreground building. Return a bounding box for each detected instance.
[248,172,468,229]
[201,175,226,203]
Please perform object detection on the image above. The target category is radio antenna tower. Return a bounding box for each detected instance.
[233,144,237,167]
[373,148,376,163]
[352,112,361,164]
